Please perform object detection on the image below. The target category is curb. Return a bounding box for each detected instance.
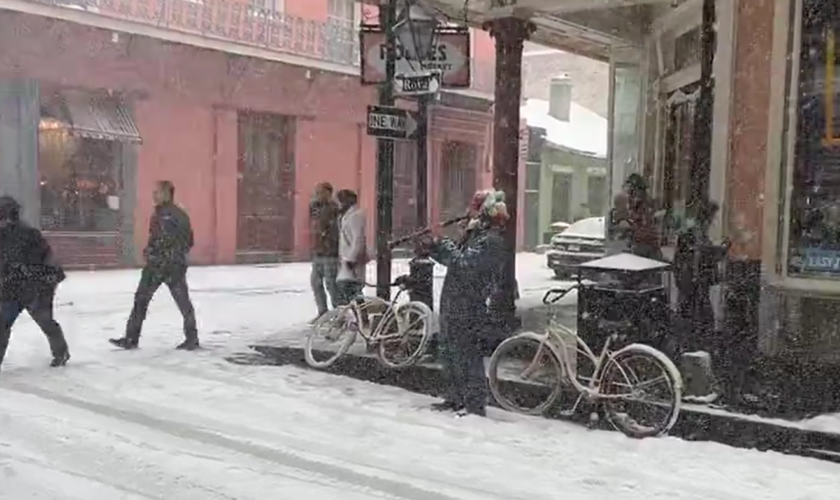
[237,343,840,464]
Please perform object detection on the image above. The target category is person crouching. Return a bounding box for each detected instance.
[0,196,70,371]
[422,190,508,417]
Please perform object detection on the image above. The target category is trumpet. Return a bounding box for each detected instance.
[388,215,470,248]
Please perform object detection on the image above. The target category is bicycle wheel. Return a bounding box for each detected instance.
[377,301,433,369]
[600,343,683,438]
[304,305,358,369]
[488,333,564,416]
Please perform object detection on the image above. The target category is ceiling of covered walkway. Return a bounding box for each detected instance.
[422,0,680,61]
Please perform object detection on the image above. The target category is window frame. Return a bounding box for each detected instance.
[762,0,840,293]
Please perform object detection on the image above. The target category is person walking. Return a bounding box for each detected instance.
[422,190,507,417]
[335,189,367,305]
[0,196,70,371]
[109,180,198,351]
[309,182,340,322]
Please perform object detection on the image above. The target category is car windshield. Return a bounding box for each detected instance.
[560,217,605,238]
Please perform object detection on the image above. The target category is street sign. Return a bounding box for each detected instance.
[359,26,471,88]
[366,106,418,140]
[396,71,440,96]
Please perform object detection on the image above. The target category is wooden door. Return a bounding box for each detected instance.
[236,113,295,260]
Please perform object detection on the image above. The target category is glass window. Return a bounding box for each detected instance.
[587,174,607,216]
[786,2,840,278]
[38,124,121,232]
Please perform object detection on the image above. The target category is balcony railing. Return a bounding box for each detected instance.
[30,0,494,94]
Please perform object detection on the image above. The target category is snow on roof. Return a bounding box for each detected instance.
[521,98,608,159]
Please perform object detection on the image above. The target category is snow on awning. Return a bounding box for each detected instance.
[59,91,142,144]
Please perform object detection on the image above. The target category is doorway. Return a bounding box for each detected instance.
[236,112,296,262]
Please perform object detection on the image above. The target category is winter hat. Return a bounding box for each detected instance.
[0,196,21,222]
[467,189,509,228]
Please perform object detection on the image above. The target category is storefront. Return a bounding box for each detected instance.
[0,79,139,269]
[762,0,840,363]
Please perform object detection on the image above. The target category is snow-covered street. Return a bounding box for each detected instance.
[1,256,839,499]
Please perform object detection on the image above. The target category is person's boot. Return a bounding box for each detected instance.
[50,350,70,368]
[109,337,139,350]
[176,337,200,351]
[430,400,463,412]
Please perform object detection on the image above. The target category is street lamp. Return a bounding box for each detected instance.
[394,1,439,62]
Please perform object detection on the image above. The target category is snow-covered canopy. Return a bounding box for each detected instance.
[520,98,608,159]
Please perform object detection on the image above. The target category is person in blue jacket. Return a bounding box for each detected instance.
[422,190,508,417]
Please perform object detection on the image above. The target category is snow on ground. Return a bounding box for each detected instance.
[0,256,838,500]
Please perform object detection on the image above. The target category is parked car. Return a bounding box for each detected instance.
[546,216,606,279]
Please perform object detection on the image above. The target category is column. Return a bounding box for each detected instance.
[485,17,534,325]
[0,78,39,226]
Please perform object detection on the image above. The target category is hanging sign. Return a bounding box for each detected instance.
[359,26,471,88]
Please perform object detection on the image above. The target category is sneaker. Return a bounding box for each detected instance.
[109,337,138,350]
[176,339,200,351]
[50,351,70,368]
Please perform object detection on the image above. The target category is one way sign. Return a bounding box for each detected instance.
[366,105,418,140]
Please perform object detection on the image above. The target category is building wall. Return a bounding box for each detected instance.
[0,10,495,265]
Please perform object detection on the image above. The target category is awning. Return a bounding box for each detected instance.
[59,91,142,144]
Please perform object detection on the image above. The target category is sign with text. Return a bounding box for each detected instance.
[366,105,418,140]
[360,26,471,88]
[396,71,440,95]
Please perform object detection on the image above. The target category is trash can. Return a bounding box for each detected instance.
[575,253,673,357]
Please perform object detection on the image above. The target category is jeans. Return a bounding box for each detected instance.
[126,265,197,342]
[311,256,340,316]
[335,280,364,307]
[0,285,68,367]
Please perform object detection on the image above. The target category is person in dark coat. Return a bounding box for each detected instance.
[673,200,728,353]
[109,180,198,350]
[624,173,662,261]
[423,190,507,417]
[309,182,340,322]
[0,196,70,370]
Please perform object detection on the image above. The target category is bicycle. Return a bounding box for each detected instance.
[305,275,434,370]
[487,285,683,438]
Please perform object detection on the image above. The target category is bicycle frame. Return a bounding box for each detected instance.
[348,287,411,344]
[521,318,632,402]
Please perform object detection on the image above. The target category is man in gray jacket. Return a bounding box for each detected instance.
[309,182,340,322]
[335,189,366,305]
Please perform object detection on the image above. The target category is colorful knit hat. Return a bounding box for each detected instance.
[467,189,509,227]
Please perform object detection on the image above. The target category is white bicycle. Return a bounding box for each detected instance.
[305,275,434,370]
[488,285,683,438]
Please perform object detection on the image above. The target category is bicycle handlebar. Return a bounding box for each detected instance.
[542,285,578,305]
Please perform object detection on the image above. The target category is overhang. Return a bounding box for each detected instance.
[416,0,676,61]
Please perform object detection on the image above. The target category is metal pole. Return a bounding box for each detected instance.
[415,94,429,228]
[375,0,398,300]
[486,17,533,330]
[409,93,435,312]
[688,0,716,347]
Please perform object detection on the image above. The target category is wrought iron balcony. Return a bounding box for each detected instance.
[33,0,494,95]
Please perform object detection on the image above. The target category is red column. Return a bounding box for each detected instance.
[484,17,534,324]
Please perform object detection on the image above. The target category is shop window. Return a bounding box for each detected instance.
[440,141,477,221]
[786,2,840,277]
[38,122,122,232]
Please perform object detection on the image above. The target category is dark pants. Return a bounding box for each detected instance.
[126,265,197,342]
[439,315,487,412]
[335,280,363,307]
[311,256,339,316]
[0,285,68,367]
